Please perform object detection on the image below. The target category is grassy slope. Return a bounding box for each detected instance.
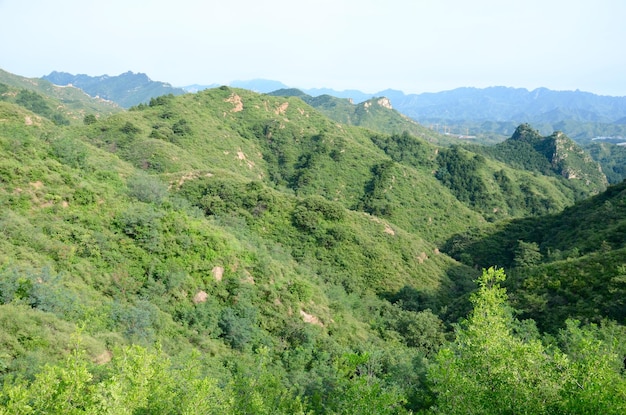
[0,93,476,383]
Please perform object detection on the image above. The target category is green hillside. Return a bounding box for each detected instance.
[0,68,121,124]
[0,69,624,413]
[0,83,477,412]
[442,179,626,331]
[586,140,626,183]
[269,88,451,144]
[466,123,607,197]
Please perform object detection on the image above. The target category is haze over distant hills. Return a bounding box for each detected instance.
[180,78,626,141]
[186,78,626,121]
[39,71,626,143]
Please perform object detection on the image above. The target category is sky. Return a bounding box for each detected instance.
[1,0,625,96]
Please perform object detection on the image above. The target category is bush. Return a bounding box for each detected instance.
[83,114,97,125]
[114,203,164,252]
[127,173,168,204]
[50,137,87,168]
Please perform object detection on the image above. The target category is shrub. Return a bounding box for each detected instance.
[127,173,168,204]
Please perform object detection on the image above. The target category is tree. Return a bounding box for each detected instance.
[557,320,626,414]
[513,240,542,268]
[428,267,564,414]
[427,267,626,414]
[83,114,97,125]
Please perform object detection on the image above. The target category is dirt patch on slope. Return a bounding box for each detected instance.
[300,309,323,326]
[225,93,243,112]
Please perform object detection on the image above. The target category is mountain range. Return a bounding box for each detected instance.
[42,70,186,108]
[41,71,626,143]
[1,67,625,412]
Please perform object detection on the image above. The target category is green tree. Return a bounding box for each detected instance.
[557,320,626,414]
[427,267,626,414]
[513,240,542,268]
[329,352,409,415]
[0,334,96,415]
[83,114,97,125]
[428,267,564,414]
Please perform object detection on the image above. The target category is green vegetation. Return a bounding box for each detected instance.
[42,71,187,108]
[429,268,626,414]
[389,85,626,145]
[0,68,624,413]
[269,89,445,144]
[586,141,626,183]
[0,69,121,123]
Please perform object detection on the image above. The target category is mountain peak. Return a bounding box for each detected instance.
[510,123,543,144]
[361,97,393,110]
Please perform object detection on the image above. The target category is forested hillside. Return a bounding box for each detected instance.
[586,140,626,183]
[0,69,624,413]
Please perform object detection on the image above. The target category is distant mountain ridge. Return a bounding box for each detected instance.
[0,68,121,123]
[336,87,626,142]
[384,86,626,123]
[202,79,626,122]
[38,72,626,141]
[43,71,186,108]
[197,79,626,141]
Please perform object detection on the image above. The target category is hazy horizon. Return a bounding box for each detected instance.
[2,0,625,96]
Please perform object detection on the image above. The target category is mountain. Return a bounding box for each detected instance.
[41,70,626,142]
[268,88,447,144]
[0,68,121,123]
[385,87,625,122]
[386,87,626,143]
[43,70,186,108]
[279,83,626,142]
[300,85,626,125]
[464,123,608,197]
[0,79,480,411]
[1,67,624,412]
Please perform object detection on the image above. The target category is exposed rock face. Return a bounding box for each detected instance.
[377,97,392,109]
[363,97,392,110]
[300,309,323,326]
[225,93,243,112]
[508,124,607,191]
[193,290,208,304]
[212,266,224,282]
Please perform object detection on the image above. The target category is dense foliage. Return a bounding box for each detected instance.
[586,141,626,183]
[0,69,624,413]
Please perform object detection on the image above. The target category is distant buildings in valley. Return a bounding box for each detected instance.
[429,123,477,139]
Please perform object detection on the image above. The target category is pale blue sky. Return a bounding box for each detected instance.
[1,0,625,95]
